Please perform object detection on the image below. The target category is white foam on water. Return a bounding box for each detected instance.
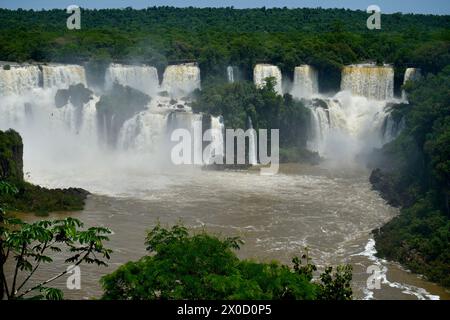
[354,238,440,300]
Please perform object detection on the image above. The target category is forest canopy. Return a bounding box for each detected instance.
[0,7,449,91]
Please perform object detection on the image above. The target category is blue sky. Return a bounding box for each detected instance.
[1,0,449,15]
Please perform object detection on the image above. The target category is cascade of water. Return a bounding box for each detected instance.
[248,117,258,165]
[0,65,41,95]
[291,65,319,99]
[382,114,404,144]
[0,60,212,180]
[118,111,169,153]
[307,105,330,154]
[0,60,409,170]
[306,92,391,160]
[42,64,87,89]
[402,68,421,101]
[105,64,159,96]
[253,64,282,95]
[161,63,201,98]
[166,111,204,164]
[227,66,236,83]
[341,64,394,101]
[50,94,99,141]
[204,115,225,164]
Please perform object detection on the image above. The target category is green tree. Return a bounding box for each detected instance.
[101,223,352,300]
[371,66,450,287]
[0,181,112,300]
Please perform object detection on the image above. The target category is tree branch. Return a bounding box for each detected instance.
[11,242,26,297]
[15,240,50,294]
[16,243,93,299]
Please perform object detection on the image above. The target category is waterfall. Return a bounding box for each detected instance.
[307,105,329,154]
[0,60,214,179]
[248,117,258,165]
[402,68,421,101]
[341,64,394,100]
[0,65,41,95]
[0,60,407,171]
[306,92,391,160]
[167,111,204,165]
[105,63,159,96]
[381,113,405,144]
[204,115,224,164]
[0,79,96,139]
[118,111,168,153]
[0,82,103,181]
[227,66,236,83]
[162,63,201,98]
[291,65,319,99]
[52,94,99,141]
[253,64,282,95]
[42,65,87,89]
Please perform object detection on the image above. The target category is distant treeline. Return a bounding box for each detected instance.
[0,7,449,91]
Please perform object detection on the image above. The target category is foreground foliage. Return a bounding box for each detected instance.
[0,181,112,300]
[101,224,352,300]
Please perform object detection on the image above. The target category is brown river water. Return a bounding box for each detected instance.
[8,163,450,300]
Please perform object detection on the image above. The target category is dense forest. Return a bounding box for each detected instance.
[370,67,450,287]
[0,7,449,91]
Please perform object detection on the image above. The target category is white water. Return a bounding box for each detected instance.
[402,68,421,101]
[306,64,400,160]
[354,238,440,300]
[227,66,235,83]
[306,92,395,161]
[0,62,405,173]
[162,63,201,98]
[204,115,225,164]
[248,117,258,165]
[307,104,330,154]
[42,64,87,89]
[253,64,282,95]
[291,65,319,99]
[118,110,168,154]
[381,114,405,144]
[105,64,159,96]
[53,94,99,140]
[341,64,394,101]
[0,65,41,95]
[0,62,406,172]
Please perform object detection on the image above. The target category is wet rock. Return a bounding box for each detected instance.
[55,83,92,108]
[369,168,413,207]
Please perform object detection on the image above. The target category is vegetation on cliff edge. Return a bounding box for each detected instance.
[0,129,88,214]
[370,66,450,287]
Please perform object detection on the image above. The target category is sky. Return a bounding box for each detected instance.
[0,0,449,15]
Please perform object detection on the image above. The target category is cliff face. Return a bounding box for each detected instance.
[369,168,417,208]
[0,129,89,213]
[0,129,23,182]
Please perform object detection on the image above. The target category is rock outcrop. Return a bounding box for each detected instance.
[0,129,23,182]
[0,129,89,213]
